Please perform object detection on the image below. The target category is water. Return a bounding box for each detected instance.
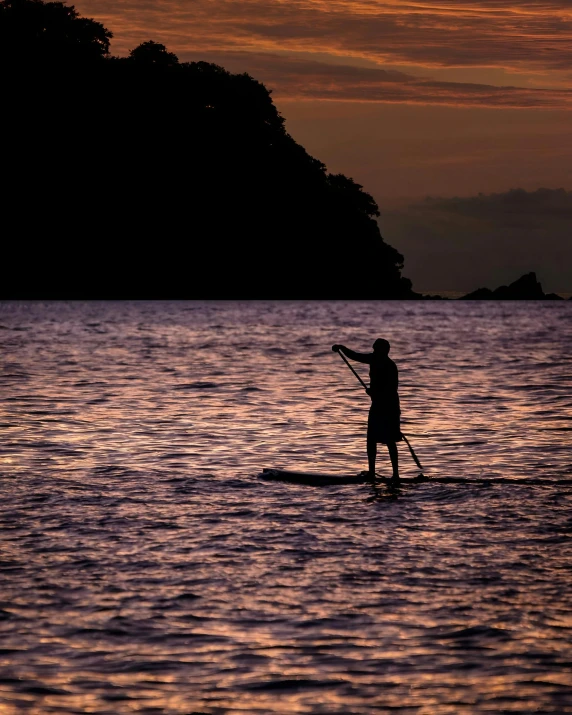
[1,300,571,714]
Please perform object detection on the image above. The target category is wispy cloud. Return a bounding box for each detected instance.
[79,0,572,72]
[188,51,572,107]
[75,0,572,106]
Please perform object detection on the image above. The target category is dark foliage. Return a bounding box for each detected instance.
[0,0,111,65]
[2,0,416,298]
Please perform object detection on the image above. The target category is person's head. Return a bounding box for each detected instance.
[373,338,390,355]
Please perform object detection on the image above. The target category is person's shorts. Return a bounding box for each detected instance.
[367,405,402,444]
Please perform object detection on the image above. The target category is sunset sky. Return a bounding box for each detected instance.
[77,0,572,293]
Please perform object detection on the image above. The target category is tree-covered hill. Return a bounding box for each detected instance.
[2,0,418,298]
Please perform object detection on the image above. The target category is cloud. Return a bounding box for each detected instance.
[417,187,572,222]
[184,51,572,107]
[77,0,572,75]
[378,188,572,292]
[73,0,572,107]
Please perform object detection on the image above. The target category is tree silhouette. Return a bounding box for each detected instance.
[129,40,179,67]
[1,0,418,299]
[0,0,111,65]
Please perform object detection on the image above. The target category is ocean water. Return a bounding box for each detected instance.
[1,299,571,714]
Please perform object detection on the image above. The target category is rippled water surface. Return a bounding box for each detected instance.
[1,300,571,714]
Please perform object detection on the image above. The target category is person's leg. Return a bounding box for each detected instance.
[387,441,399,479]
[367,435,377,476]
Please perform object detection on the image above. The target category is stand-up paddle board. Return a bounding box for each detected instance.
[258,469,572,486]
[258,468,429,485]
[259,469,372,485]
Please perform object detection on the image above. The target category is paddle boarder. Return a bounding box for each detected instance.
[332,339,402,480]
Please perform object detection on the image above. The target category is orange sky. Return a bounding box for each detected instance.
[76,0,572,291]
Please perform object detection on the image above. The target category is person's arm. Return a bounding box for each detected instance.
[332,345,372,364]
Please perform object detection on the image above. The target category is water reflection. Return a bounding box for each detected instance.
[0,300,571,714]
[365,477,402,503]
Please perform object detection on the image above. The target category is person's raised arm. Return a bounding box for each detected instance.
[332,344,372,364]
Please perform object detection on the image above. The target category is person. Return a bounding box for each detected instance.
[332,339,402,480]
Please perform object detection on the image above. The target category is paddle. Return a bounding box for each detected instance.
[333,347,424,471]
[400,434,424,471]
[336,349,368,390]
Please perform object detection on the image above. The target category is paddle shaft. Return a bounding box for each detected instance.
[335,348,424,471]
[337,350,368,390]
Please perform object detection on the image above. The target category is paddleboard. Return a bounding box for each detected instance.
[258,468,430,485]
[258,469,572,486]
[259,468,370,485]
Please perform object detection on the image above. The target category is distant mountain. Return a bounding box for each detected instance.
[1,0,417,299]
[459,273,565,300]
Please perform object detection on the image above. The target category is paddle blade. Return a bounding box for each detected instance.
[401,433,423,470]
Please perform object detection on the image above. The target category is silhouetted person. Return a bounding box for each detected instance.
[332,339,402,479]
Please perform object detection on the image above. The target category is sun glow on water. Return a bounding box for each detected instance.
[0,300,571,713]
